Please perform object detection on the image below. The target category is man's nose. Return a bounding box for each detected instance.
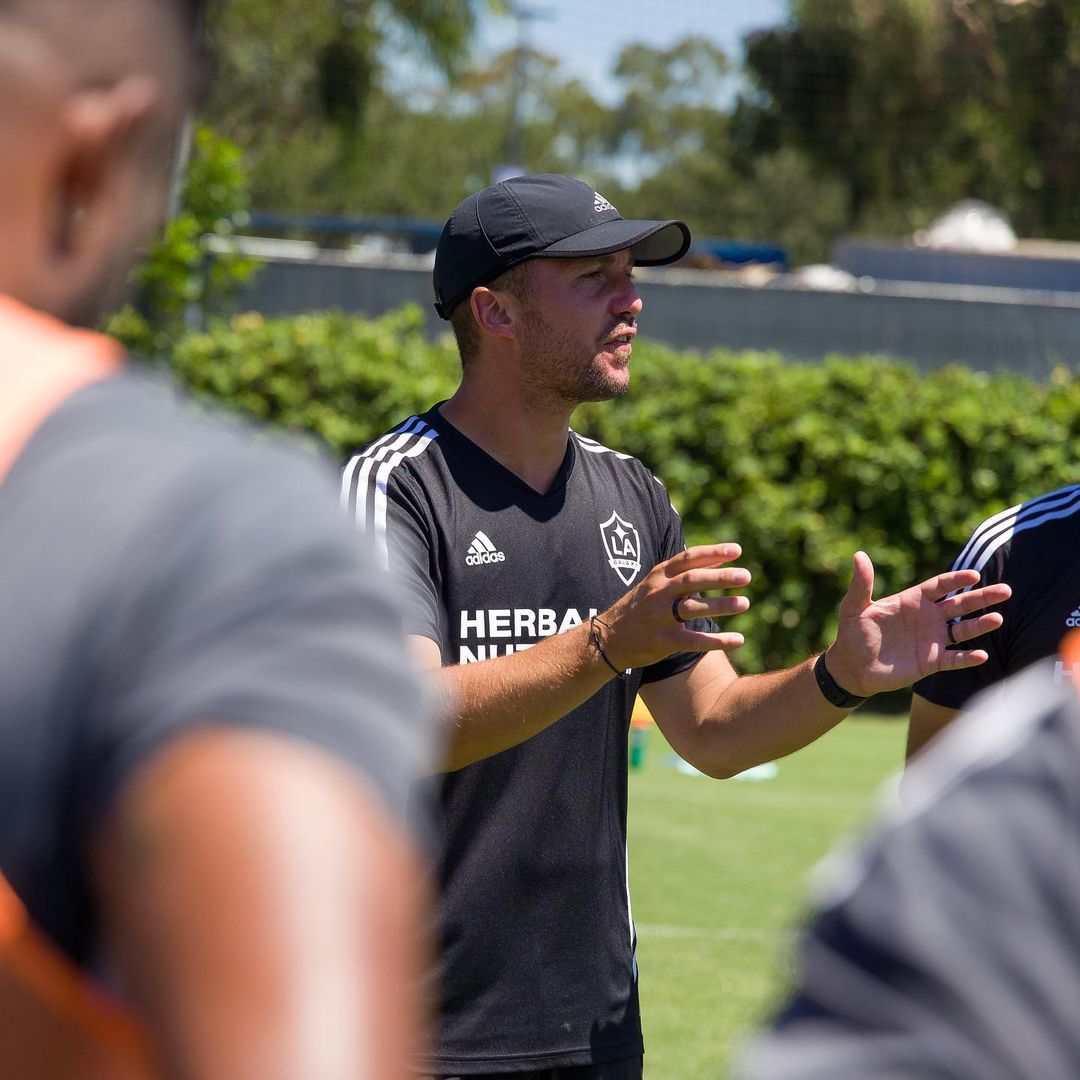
[614,280,643,318]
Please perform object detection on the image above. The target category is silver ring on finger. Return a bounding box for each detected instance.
[946,619,959,646]
[672,598,686,624]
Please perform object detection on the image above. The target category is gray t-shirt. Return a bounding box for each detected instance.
[0,369,433,963]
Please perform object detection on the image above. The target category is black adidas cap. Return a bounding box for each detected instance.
[433,174,691,319]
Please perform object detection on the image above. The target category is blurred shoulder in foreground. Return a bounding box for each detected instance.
[740,639,1080,1080]
[0,1,436,1076]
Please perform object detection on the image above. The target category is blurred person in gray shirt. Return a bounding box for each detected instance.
[0,2,434,1077]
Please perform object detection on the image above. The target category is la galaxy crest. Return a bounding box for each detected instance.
[600,511,642,586]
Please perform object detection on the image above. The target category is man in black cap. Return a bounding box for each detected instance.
[342,174,1009,1079]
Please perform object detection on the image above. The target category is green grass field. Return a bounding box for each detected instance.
[629,716,907,1079]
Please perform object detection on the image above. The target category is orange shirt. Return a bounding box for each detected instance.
[0,297,154,1077]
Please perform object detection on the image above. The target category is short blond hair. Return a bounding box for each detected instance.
[448,262,534,367]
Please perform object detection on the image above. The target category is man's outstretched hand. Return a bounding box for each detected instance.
[824,551,1012,699]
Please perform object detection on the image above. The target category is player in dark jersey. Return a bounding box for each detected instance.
[0,2,432,1076]
[908,483,1080,758]
[342,174,1010,1079]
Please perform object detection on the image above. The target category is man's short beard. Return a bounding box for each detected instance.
[570,367,630,404]
[518,305,629,407]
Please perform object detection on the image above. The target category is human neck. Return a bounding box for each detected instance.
[439,377,575,496]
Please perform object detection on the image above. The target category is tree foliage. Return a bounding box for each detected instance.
[194,0,1080,263]
[107,126,260,359]
[201,0,487,210]
[740,0,1080,239]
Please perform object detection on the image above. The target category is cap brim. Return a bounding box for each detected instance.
[539,219,691,266]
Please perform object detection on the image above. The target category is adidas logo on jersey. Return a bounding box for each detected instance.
[1067,607,1080,628]
[466,531,506,566]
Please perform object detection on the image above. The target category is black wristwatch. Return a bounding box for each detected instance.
[813,652,868,710]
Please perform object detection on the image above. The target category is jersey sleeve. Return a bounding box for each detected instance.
[79,442,436,832]
[639,474,717,686]
[341,450,443,646]
[913,529,1013,710]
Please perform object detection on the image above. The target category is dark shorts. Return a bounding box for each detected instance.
[424,1058,643,1080]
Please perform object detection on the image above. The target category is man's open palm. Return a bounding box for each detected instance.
[827,551,1012,698]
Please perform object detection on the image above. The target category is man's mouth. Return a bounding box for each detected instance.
[603,326,637,349]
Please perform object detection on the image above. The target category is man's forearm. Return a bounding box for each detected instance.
[906,694,959,761]
[422,544,756,771]
[645,650,852,780]
[432,621,617,770]
[697,656,851,776]
[647,549,1012,778]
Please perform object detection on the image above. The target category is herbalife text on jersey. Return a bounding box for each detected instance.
[458,607,600,663]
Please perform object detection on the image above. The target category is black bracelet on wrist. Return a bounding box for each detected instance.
[590,616,629,681]
[813,652,867,709]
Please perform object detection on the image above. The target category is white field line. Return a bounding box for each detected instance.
[638,787,884,813]
[635,923,795,944]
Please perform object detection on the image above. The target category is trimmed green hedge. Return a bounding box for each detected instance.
[170,305,1080,673]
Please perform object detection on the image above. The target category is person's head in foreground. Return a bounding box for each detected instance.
[0,0,202,325]
[0,3,433,1078]
[434,173,690,408]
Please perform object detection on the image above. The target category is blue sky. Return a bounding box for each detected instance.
[476,0,789,103]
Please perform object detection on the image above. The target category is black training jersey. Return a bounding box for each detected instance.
[342,404,705,1074]
[916,484,1080,710]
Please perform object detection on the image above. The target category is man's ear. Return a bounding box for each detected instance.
[471,286,520,342]
[51,75,160,261]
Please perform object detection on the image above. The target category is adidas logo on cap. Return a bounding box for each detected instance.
[1067,607,1080,628]
[466,530,506,566]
